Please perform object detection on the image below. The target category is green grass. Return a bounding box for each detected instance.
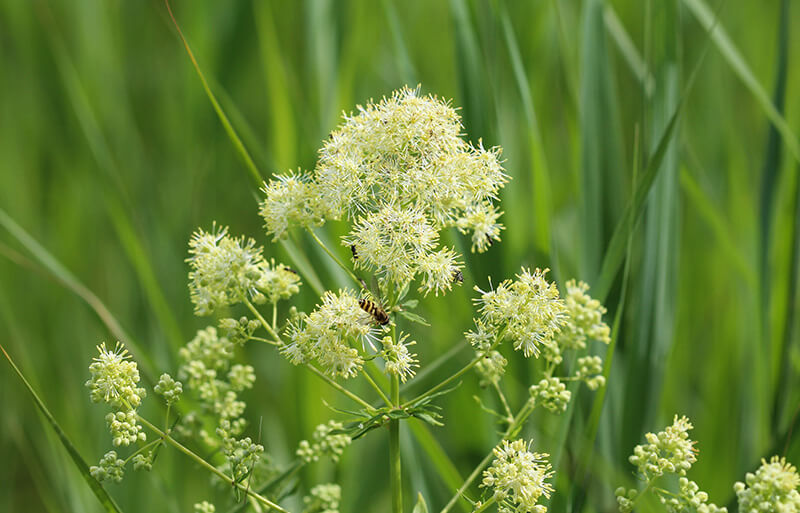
[1,1,799,512]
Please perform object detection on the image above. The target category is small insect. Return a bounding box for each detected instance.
[486,235,495,247]
[350,245,359,260]
[358,298,390,325]
[283,266,298,275]
[452,269,464,283]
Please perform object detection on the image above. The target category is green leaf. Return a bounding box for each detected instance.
[398,310,431,327]
[0,343,123,513]
[412,492,429,513]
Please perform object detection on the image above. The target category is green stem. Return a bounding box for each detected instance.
[389,373,403,513]
[244,299,282,343]
[471,495,498,513]
[363,366,393,407]
[492,382,514,423]
[122,438,163,466]
[306,228,362,286]
[137,416,288,513]
[405,327,507,408]
[305,362,376,412]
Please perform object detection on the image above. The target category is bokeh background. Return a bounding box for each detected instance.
[1,1,798,512]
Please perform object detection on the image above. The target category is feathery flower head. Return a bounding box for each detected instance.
[734,456,800,513]
[261,86,508,296]
[382,333,419,383]
[482,439,554,513]
[630,415,697,479]
[256,258,302,303]
[187,224,266,315]
[260,172,324,240]
[282,289,377,378]
[471,268,567,358]
[86,342,146,410]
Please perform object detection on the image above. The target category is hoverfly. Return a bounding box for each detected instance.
[358,298,390,326]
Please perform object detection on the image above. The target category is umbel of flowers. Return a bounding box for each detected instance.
[616,416,727,513]
[261,86,509,297]
[84,86,621,512]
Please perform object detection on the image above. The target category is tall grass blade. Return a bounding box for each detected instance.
[681,0,800,163]
[621,0,681,462]
[0,208,155,380]
[499,5,552,254]
[762,0,792,432]
[0,343,124,513]
[578,0,625,283]
[163,0,263,186]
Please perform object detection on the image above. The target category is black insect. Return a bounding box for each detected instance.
[350,245,359,260]
[358,298,390,325]
[452,269,464,283]
[283,266,298,275]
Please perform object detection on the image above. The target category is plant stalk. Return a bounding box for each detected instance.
[390,373,403,513]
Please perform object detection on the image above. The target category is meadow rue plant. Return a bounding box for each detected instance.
[734,456,800,513]
[616,415,726,513]
[479,439,554,513]
[83,86,617,512]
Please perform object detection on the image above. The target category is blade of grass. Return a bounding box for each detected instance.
[594,0,722,301]
[0,208,155,381]
[0,342,124,513]
[603,5,655,98]
[38,3,185,358]
[573,126,639,511]
[163,0,263,186]
[408,420,470,513]
[380,0,418,84]
[499,5,552,255]
[681,0,800,164]
[578,0,626,283]
[253,0,297,172]
[762,0,791,433]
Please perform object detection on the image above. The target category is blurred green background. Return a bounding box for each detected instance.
[1,1,799,512]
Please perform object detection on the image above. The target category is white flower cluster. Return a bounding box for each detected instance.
[630,415,697,478]
[470,268,567,358]
[481,439,554,513]
[617,415,726,513]
[86,342,146,446]
[179,327,255,438]
[303,483,341,513]
[296,421,352,463]
[260,86,508,296]
[734,456,800,513]
[282,289,378,378]
[475,350,507,388]
[530,377,571,413]
[194,501,216,513]
[381,333,419,383]
[154,373,183,405]
[187,225,300,316]
[90,450,126,483]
